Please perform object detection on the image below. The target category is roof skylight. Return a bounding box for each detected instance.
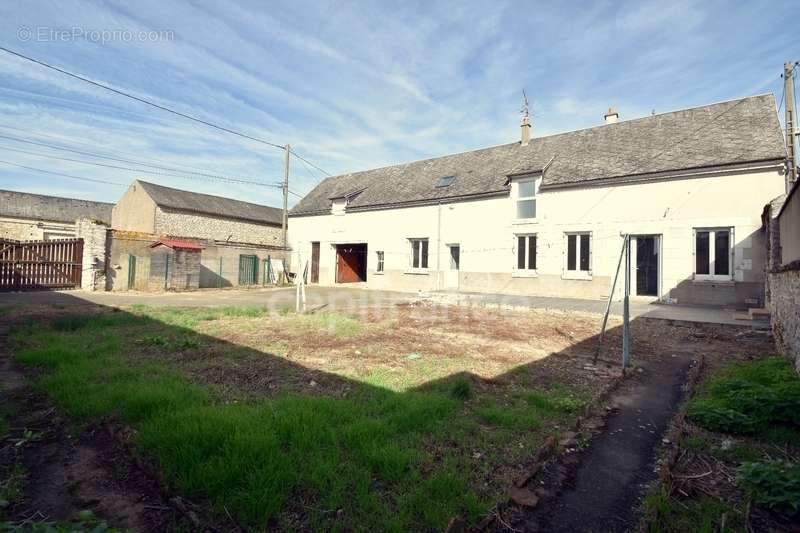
[436,175,456,188]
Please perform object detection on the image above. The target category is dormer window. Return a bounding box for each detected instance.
[329,188,366,215]
[516,178,537,219]
[436,175,456,188]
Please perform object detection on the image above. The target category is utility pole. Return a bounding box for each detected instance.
[282,144,290,248]
[785,62,798,191]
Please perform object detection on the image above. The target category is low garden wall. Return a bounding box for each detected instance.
[768,263,800,373]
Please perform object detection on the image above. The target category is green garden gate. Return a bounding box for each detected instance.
[238,255,258,285]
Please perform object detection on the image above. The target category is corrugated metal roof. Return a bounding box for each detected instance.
[291,94,786,216]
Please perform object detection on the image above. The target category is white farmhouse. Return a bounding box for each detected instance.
[289,95,788,307]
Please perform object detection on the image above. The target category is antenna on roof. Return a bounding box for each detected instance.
[520,90,532,146]
[521,89,530,120]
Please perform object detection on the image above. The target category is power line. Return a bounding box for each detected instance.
[0,144,285,189]
[0,45,285,150]
[0,46,334,197]
[0,132,274,185]
[0,123,266,181]
[0,159,125,186]
[290,148,332,177]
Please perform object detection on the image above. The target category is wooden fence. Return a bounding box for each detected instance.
[0,238,84,291]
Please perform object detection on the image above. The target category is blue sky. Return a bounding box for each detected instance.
[0,0,797,207]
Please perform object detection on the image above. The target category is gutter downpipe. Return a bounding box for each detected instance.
[437,201,442,291]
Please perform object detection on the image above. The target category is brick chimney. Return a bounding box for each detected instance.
[604,107,619,124]
[521,115,531,146]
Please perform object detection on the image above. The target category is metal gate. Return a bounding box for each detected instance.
[0,238,83,291]
[238,254,258,285]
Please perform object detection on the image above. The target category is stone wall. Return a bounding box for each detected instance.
[149,247,200,291]
[765,185,800,374]
[0,216,76,241]
[768,266,800,373]
[154,207,283,246]
[106,229,288,291]
[75,218,110,291]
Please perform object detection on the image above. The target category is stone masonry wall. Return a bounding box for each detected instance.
[171,249,200,291]
[0,217,76,241]
[154,207,283,246]
[75,218,110,291]
[768,266,800,373]
[107,229,289,291]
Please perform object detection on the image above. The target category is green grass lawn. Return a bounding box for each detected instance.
[10,307,592,531]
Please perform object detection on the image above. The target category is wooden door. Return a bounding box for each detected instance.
[311,242,320,283]
[336,245,365,283]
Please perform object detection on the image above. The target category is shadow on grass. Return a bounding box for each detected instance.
[2,293,644,532]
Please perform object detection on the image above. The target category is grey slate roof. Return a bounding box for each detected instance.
[136,180,283,226]
[0,189,113,224]
[291,94,786,216]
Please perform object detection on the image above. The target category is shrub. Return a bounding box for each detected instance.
[738,460,800,515]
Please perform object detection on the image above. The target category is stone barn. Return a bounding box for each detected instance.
[109,180,288,290]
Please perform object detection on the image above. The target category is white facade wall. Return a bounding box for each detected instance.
[290,166,785,306]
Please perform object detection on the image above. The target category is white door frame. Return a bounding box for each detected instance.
[630,234,662,300]
[445,243,460,290]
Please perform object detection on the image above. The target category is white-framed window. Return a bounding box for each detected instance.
[564,232,592,277]
[409,239,429,269]
[515,234,537,271]
[376,251,385,273]
[516,178,537,219]
[694,228,732,281]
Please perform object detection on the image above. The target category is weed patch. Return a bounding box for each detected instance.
[687,357,800,442]
[642,485,744,533]
[738,460,800,515]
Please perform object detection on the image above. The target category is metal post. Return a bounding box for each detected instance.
[622,234,631,372]
[594,235,627,363]
[282,144,290,249]
[785,62,797,191]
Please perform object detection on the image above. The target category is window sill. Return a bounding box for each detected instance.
[404,269,429,275]
[373,271,385,275]
[512,218,538,225]
[512,270,538,278]
[692,277,734,285]
[562,271,593,281]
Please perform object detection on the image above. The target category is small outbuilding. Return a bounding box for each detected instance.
[148,239,202,291]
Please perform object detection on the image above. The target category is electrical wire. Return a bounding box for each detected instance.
[0,159,125,186]
[0,46,286,150]
[290,148,332,177]
[0,144,285,189]
[0,132,273,185]
[0,46,336,190]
